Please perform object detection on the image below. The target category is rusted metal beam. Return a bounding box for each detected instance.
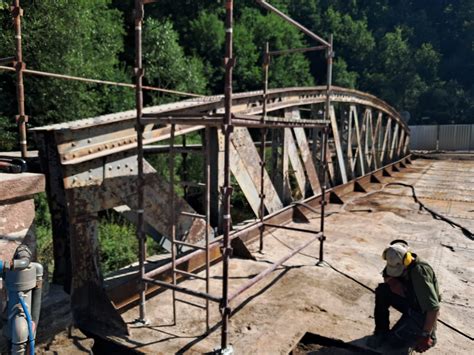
[141,113,328,128]
[329,106,348,183]
[286,128,307,197]
[143,277,221,303]
[263,223,319,234]
[31,86,408,166]
[231,128,283,214]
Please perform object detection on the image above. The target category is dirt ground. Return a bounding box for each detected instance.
[102,158,473,354]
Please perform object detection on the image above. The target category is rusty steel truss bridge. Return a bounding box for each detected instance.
[2,0,410,352]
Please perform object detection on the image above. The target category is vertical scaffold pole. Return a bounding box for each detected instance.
[205,127,211,331]
[134,0,147,323]
[169,124,177,324]
[12,0,27,158]
[318,34,333,266]
[259,42,270,253]
[221,0,234,351]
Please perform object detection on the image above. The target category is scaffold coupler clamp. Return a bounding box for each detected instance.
[215,345,234,355]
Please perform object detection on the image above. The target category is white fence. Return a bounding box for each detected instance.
[409,124,474,151]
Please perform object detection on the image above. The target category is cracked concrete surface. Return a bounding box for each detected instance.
[50,158,474,354]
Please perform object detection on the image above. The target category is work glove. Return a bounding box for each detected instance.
[414,335,433,353]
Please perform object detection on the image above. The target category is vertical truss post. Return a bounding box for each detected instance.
[134,0,147,324]
[317,34,333,266]
[259,42,270,253]
[12,0,28,157]
[221,0,234,352]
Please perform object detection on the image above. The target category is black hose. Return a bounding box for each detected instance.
[385,182,473,240]
[324,261,474,342]
[268,234,474,342]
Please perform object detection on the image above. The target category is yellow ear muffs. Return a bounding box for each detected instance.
[403,251,413,267]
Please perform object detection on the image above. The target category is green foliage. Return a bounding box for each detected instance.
[0,116,16,151]
[333,58,357,88]
[0,0,134,150]
[3,0,474,282]
[187,12,225,92]
[143,18,208,103]
[34,192,163,277]
[98,218,137,275]
[234,8,314,91]
[34,193,54,275]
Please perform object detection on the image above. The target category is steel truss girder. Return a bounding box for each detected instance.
[32,86,408,167]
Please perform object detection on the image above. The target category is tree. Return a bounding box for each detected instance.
[235,7,314,91]
[143,18,207,104]
[187,11,225,93]
[0,0,134,151]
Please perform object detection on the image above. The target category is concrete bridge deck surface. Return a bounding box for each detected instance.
[105,157,474,354]
[75,158,474,354]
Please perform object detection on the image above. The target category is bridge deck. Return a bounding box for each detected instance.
[103,157,474,353]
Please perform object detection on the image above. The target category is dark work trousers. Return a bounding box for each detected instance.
[374,283,436,349]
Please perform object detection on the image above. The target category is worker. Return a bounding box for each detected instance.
[367,240,440,353]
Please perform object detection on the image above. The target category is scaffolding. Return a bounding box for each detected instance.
[133,0,333,352]
[1,0,334,352]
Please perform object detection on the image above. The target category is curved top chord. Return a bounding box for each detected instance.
[32,86,408,166]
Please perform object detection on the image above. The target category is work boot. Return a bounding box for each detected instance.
[366,332,388,349]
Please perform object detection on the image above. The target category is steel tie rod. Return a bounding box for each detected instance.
[228,233,321,302]
[263,223,320,235]
[142,277,221,303]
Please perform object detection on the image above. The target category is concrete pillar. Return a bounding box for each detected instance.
[0,172,45,314]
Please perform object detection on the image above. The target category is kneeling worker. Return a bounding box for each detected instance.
[368,240,440,353]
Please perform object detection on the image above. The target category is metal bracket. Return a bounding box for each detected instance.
[221,247,233,258]
[220,186,234,197]
[134,67,145,77]
[10,6,23,17]
[224,57,237,69]
[15,114,28,123]
[219,305,232,316]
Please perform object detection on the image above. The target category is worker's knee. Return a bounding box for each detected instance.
[375,283,391,299]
